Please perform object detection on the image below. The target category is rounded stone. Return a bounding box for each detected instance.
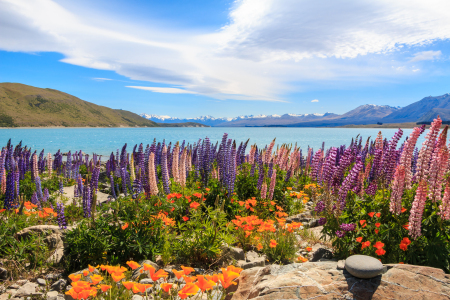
[345,255,383,279]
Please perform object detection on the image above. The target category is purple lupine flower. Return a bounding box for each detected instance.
[365,181,377,196]
[66,151,71,178]
[43,188,49,202]
[318,217,327,225]
[83,185,91,218]
[57,202,67,229]
[31,192,39,206]
[268,162,273,179]
[338,156,363,209]
[90,165,100,192]
[227,141,237,195]
[202,137,211,186]
[120,167,128,196]
[4,170,15,209]
[110,173,116,199]
[35,176,43,201]
[340,223,356,231]
[161,146,170,194]
[315,200,325,213]
[59,180,63,195]
[335,230,346,238]
[322,147,337,187]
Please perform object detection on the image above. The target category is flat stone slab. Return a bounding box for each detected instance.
[345,254,383,279]
[230,262,450,300]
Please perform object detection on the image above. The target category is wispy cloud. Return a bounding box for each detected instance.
[311,99,319,102]
[127,86,197,94]
[92,78,113,81]
[1,0,450,102]
[409,50,442,62]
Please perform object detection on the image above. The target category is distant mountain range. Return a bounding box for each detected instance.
[141,94,450,127]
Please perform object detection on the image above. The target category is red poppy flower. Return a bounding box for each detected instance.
[356,237,363,243]
[368,212,375,218]
[375,229,379,234]
[401,207,407,213]
[361,241,371,250]
[375,223,381,228]
[399,243,408,251]
[375,213,381,218]
[373,241,385,249]
[182,216,189,222]
[375,248,386,256]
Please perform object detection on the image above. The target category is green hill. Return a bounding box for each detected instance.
[0,83,160,127]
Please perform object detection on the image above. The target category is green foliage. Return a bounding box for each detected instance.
[320,187,450,272]
[64,198,169,272]
[172,204,235,266]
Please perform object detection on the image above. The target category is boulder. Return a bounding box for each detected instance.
[15,282,41,297]
[0,267,7,281]
[50,279,67,291]
[16,225,62,239]
[37,278,47,286]
[230,262,450,300]
[345,255,384,279]
[221,245,245,261]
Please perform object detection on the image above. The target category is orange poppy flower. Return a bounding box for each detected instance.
[196,275,215,291]
[160,283,173,293]
[182,216,189,221]
[257,243,263,250]
[69,274,82,282]
[0,209,6,213]
[356,237,363,243]
[181,265,195,275]
[178,283,200,299]
[297,256,308,263]
[90,275,103,285]
[122,223,129,230]
[398,262,404,264]
[402,223,409,230]
[205,274,219,283]
[111,272,125,282]
[83,270,89,276]
[269,239,278,248]
[126,261,140,270]
[401,207,407,213]
[172,269,184,279]
[88,265,98,272]
[306,247,312,252]
[98,284,111,292]
[183,276,197,284]
[150,269,169,281]
[122,281,135,290]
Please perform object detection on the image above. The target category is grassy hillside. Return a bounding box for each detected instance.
[0,83,159,127]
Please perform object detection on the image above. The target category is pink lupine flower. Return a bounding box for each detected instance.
[375,131,383,150]
[390,165,405,215]
[47,153,52,178]
[409,180,428,239]
[148,153,159,195]
[399,126,423,190]
[172,143,180,184]
[416,116,442,183]
[261,182,267,199]
[179,149,187,187]
[438,180,450,220]
[265,138,276,164]
[268,169,277,200]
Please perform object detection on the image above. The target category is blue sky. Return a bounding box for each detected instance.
[1,0,450,118]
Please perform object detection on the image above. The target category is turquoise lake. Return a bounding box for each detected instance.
[0,127,423,156]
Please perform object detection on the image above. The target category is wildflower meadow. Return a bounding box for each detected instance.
[1,116,450,299]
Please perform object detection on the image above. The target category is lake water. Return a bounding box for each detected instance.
[0,127,424,156]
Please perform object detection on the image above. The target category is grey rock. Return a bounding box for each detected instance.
[310,247,333,262]
[51,279,67,291]
[139,278,153,284]
[237,259,265,270]
[47,246,65,264]
[245,250,266,263]
[337,260,345,270]
[16,282,40,296]
[131,296,143,300]
[221,245,245,261]
[132,260,159,280]
[46,290,59,300]
[0,267,7,281]
[45,273,62,280]
[10,284,20,289]
[44,233,62,249]
[16,280,28,285]
[194,268,205,274]
[37,278,46,286]
[16,225,62,239]
[345,255,384,279]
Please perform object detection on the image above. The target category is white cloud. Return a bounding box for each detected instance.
[409,50,442,62]
[311,99,319,102]
[92,78,112,81]
[0,0,450,101]
[127,86,197,94]
[413,69,420,72]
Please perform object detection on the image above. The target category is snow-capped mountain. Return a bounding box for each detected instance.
[140,113,337,127]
